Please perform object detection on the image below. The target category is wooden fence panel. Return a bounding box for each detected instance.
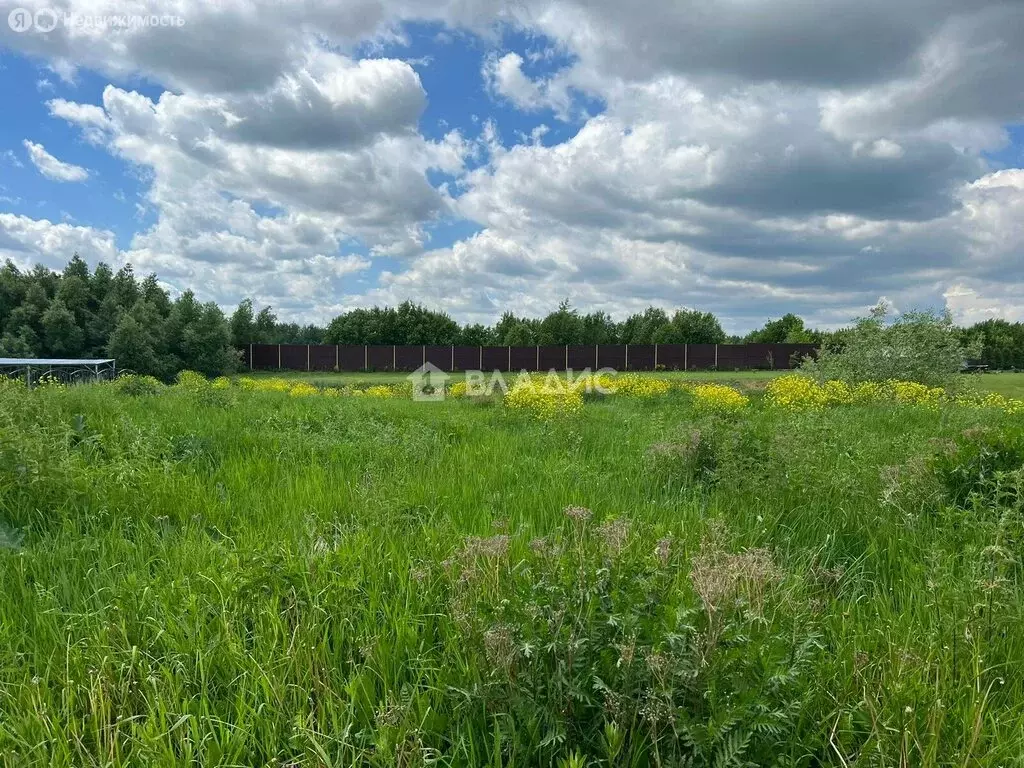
[424,345,452,371]
[657,344,686,370]
[598,344,626,371]
[393,345,423,371]
[308,345,336,371]
[509,346,537,371]
[567,345,597,370]
[481,347,510,372]
[627,345,655,371]
[280,344,307,370]
[538,345,565,371]
[686,344,716,370]
[366,346,394,371]
[453,346,478,370]
[251,344,278,369]
[716,345,746,370]
[337,345,364,371]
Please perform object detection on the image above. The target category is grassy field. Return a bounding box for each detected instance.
[1,375,1023,765]
[250,367,1024,396]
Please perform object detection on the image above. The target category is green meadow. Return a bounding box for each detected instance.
[251,368,1024,397]
[1,375,1023,766]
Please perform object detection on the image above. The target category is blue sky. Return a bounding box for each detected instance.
[0,0,1022,331]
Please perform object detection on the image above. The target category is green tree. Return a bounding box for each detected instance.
[0,261,27,331]
[653,309,726,344]
[41,298,84,356]
[230,299,256,346]
[0,327,38,357]
[325,308,372,345]
[63,253,90,281]
[108,313,162,377]
[90,262,113,307]
[492,312,524,345]
[965,319,1024,370]
[6,283,50,345]
[180,302,238,376]
[140,274,172,316]
[109,265,140,310]
[620,307,670,344]
[457,323,493,346]
[503,321,538,346]
[538,300,584,345]
[254,306,278,342]
[394,301,460,345]
[746,313,818,343]
[580,311,619,344]
[801,303,979,387]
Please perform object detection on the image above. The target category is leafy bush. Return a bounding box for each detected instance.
[646,428,718,487]
[113,374,164,396]
[444,513,819,766]
[801,303,979,387]
[174,369,210,392]
[931,427,1024,509]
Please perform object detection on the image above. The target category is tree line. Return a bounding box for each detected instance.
[0,257,235,377]
[1,257,1021,377]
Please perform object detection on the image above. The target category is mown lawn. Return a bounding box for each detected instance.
[0,377,1023,766]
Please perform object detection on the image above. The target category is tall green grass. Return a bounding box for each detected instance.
[246,369,1024,398]
[0,381,1022,765]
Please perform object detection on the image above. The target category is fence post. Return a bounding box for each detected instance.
[392,346,396,371]
[422,345,426,367]
[335,345,339,371]
[535,345,539,371]
[277,344,281,369]
[684,344,688,371]
[249,343,253,370]
[451,345,454,372]
[565,345,568,371]
[654,344,658,369]
[508,346,512,371]
[714,344,719,369]
[625,344,629,370]
[364,345,368,371]
[307,345,310,371]
[479,346,482,370]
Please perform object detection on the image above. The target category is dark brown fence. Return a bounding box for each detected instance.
[241,343,817,372]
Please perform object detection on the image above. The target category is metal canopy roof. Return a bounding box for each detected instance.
[0,358,114,366]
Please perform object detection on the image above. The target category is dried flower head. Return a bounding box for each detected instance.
[962,426,990,441]
[483,624,517,670]
[654,537,672,566]
[647,429,702,462]
[564,505,593,523]
[690,523,781,614]
[463,534,511,559]
[598,517,630,555]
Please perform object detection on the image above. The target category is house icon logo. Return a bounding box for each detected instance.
[408,362,450,401]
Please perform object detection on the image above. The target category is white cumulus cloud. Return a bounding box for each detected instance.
[22,140,89,182]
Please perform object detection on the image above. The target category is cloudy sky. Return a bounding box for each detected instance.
[0,0,1022,332]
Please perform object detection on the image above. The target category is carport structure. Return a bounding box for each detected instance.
[0,358,116,387]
